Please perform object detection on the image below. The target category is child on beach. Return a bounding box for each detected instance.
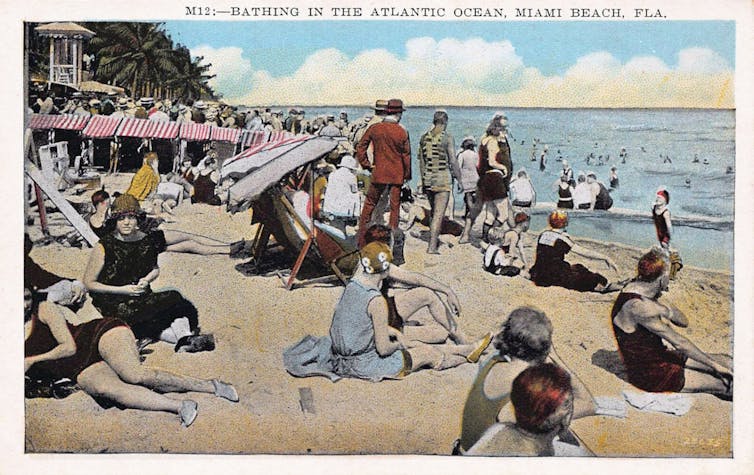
[652,188,683,279]
[481,212,531,278]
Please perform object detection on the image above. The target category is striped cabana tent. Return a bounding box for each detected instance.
[81,115,123,138]
[29,113,90,131]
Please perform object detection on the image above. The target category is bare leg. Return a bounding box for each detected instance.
[77,362,184,414]
[394,288,469,344]
[460,192,483,244]
[407,340,486,372]
[427,191,450,254]
[165,241,230,255]
[163,229,231,255]
[98,326,215,394]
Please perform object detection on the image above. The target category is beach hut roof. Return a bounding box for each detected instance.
[35,22,95,38]
[78,80,124,95]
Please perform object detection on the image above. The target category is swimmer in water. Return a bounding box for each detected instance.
[726,166,734,174]
[702,158,709,165]
[684,178,691,188]
[692,154,700,163]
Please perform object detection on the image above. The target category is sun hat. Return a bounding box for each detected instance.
[194,100,207,109]
[339,155,358,171]
[111,193,142,219]
[360,241,393,274]
[374,100,388,112]
[386,99,406,114]
[586,171,597,178]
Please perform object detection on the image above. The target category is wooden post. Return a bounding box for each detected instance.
[48,37,54,83]
[34,183,49,236]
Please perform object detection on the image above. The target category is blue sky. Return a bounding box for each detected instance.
[161,20,735,107]
[164,21,734,77]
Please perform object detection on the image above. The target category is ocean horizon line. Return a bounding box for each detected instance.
[232,104,735,112]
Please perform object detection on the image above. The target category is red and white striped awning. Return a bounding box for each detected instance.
[81,115,123,138]
[29,113,90,130]
[116,117,155,138]
[241,130,267,147]
[149,120,179,139]
[227,134,311,163]
[210,126,242,143]
[179,122,211,141]
[113,117,179,139]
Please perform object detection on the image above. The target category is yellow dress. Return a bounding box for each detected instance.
[126,163,159,201]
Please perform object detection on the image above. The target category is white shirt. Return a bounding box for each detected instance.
[322,167,360,217]
[572,183,592,208]
[509,178,535,203]
[456,149,479,192]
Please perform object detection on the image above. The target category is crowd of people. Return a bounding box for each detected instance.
[24,98,732,454]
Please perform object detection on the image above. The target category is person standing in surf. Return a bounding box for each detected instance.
[652,188,683,279]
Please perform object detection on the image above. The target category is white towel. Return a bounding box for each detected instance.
[622,390,693,416]
[594,396,627,418]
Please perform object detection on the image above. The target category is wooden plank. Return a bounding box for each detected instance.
[298,387,316,414]
[25,162,99,247]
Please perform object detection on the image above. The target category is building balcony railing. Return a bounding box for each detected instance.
[51,65,77,86]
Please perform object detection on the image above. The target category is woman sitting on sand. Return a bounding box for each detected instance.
[465,363,577,456]
[454,307,595,454]
[84,194,215,353]
[24,287,237,427]
[611,249,732,398]
[529,210,620,292]
[328,242,492,381]
[88,189,247,257]
[363,224,469,345]
[481,211,530,277]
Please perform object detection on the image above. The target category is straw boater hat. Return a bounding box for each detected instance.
[374,100,388,112]
[117,97,129,108]
[194,100,207,109]
[338,155,358,171]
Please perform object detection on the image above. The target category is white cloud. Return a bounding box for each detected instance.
[191,45,253,101]
[677,47,730,74]
[194,41,733,108]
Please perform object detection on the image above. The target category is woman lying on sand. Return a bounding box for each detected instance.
[88,189,248,257]
[24,288,238,427]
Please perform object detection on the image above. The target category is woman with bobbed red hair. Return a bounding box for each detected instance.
[529,210,621,292]
[466,363,576,456]
[610,249,732,397]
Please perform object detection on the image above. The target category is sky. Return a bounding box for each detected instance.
[163,21,735,108]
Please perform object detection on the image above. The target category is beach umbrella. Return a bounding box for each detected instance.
[225,136,339,211]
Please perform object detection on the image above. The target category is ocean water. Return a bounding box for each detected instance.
[301,106,735,271]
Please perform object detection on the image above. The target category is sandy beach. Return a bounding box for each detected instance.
[23,173,733,457]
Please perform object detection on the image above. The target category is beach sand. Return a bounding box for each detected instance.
[24,174,733,457]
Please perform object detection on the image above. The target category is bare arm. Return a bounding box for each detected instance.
[25,302,76,372]
[484,138,507,175]
[83,244,146,297]
[387,265,461,314]
[369,297,403,357]
[570,242,617,271]
[635,301,731,376]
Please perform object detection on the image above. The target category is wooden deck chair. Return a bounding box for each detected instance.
[247,187,359,289]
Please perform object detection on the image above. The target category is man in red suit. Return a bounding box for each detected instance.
[355,99,411,248]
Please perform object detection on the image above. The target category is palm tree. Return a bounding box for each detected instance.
[166,45,215,101]
[88,22,179,98]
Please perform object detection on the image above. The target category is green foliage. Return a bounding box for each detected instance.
[72,21,216,100]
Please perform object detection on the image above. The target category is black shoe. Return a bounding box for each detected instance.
[175,334,216,353]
